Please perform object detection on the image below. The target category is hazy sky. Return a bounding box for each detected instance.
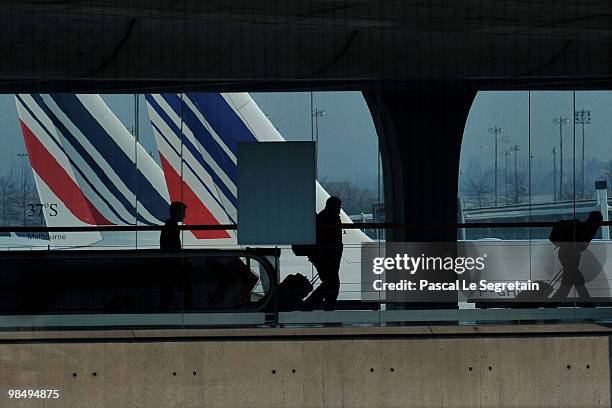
[461,91,612,174]
[251,92,380,189]
[1,91,611,191]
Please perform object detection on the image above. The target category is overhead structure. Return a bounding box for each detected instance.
[2,1,612,91]
[3,1,611,241]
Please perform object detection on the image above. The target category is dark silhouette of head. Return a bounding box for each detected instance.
[169,201,187,223]
[587,210,604,229]
[325,196,342,215]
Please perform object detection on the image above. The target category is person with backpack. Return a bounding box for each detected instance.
[549,211,603,301]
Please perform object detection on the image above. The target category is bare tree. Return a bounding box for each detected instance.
[465,179,491,207]
[508,172,529,204]
[462,164,492,208]
[320,179,379,215]
[0,169,20,225]
[604,160,612,189]
[560,180,578,201]
[25,177,44,226]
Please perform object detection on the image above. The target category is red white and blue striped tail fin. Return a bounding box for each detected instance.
[15,94,171,247]
[145,93,240,242]
[145,92,371,246]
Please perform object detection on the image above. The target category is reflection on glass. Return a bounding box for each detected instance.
[460,91,612,241]
[0,91,382,311]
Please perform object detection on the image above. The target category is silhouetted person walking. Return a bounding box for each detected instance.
[304,196,344,310]
[159,201,190,310]
[550,211,603,301]
[160,201,187,250]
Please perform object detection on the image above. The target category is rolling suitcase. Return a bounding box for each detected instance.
[277,273,314,311]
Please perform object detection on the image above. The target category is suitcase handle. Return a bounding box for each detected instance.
[550,268,563,286]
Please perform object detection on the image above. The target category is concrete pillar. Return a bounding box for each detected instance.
[363,89,476,309]
[363,89,477,242]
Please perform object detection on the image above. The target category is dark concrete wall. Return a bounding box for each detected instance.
[1,328,609,407]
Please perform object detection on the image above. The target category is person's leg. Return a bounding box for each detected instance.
[303,258,327,309]
[317,260,340,308]
[304,259,340,310]
[552,248,579,302]
[575,284,591,300]
[303,284,325,309]
[322,271,340,311]
[551,284,572,301]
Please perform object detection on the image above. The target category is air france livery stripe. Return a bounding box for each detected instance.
[16,94,170,226]
[145,93,258,239]
[20,121,112,225]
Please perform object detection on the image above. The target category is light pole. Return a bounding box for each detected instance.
[312,108,326,178]
[552,147,557,201]
[511,145,520,204]
[504,150,510,204]
[574,109,591,198]
[16,153,29,226]
[553,116,570,200]
[312,108,326,141]
[488,126,504,206]
[530,153,535,201]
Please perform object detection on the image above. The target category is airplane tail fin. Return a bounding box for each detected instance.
[145,92,371,245]
[16,94,103,247]
[15,94,170,247]
[145,93,238,241]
